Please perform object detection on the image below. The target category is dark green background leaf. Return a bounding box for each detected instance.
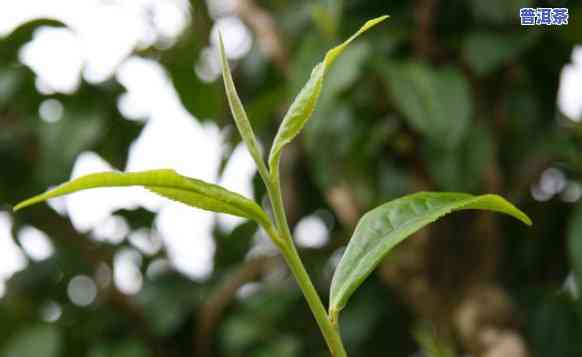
[380,62,472,148]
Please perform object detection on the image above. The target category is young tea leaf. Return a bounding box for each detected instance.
[268,15,388,174]
[13,169,270,227]
[329,192,531,320]
[218,33,268,179]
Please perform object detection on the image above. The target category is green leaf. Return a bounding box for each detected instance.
[463,31,537,76]
[380,62,471,148]
[423,124,493,191]
[218,33,268,178]
[13,169,270,227]
[329,192,531,318]
[268,15,388,173]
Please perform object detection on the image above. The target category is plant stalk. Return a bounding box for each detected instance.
[265,171,347,357]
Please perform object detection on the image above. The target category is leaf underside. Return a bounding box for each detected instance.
[329,192,531,317]
[13,169,270,226]
[268,15,389,173]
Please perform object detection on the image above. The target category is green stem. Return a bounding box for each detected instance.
[281,243,347,357]
[265,170,347,357]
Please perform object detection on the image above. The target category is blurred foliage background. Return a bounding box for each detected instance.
[1,0,582,356]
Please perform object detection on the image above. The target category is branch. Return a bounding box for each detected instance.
[413,0,438,58]
[194,256,276,357]
[236,0,289,75]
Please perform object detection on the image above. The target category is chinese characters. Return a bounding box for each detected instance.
[520,8,569,26]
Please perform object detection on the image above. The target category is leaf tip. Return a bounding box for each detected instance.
[377,14,391,22]
[364,15,390,28]
[13,191,55,212]
[217,31,227,62]
[12,199,34,212]
[510,209,532,227]
[483,194,533,227]
[218,30,228,63]
[520,213,533,227]
[492,194,533,227]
